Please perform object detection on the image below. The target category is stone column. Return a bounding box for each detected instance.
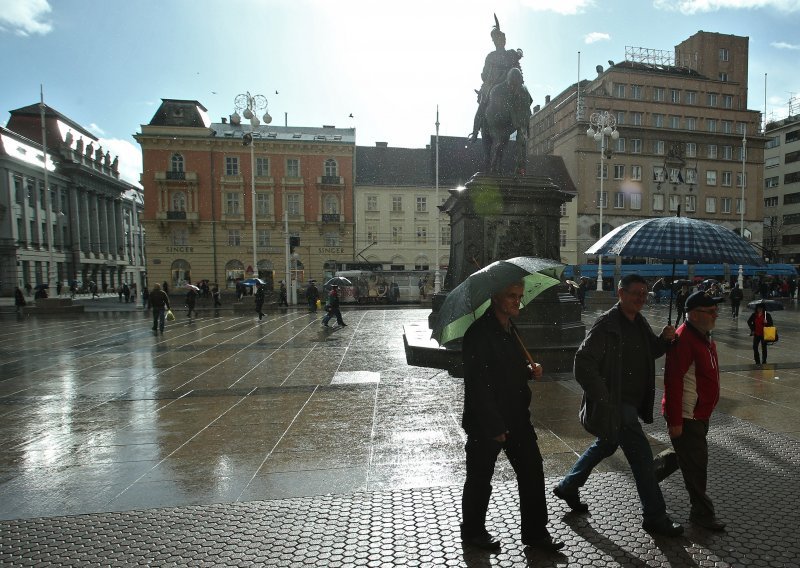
[98,196,109,255]
[86,192,98,255]
[115,200,125,260]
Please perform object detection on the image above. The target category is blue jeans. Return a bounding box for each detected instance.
[559,403,667,523]
[152,307,166,331]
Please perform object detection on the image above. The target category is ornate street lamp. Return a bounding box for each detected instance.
[233,92,272,281]
[586,111,619,292]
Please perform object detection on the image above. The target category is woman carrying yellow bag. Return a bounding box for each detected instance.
[747,304,774,365]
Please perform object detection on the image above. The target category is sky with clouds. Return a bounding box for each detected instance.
[1,0,799,187]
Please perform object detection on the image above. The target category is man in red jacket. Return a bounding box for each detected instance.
[662,291,726,531]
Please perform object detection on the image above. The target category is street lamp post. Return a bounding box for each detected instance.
[586,111,619,292]
[738,126,747,288]
[233,92,271,281]
[434,106,441,294]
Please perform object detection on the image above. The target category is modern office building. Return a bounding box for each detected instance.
[529,31,765,266]
[0,103,145,296]
[762,104,800,264]
[136,99,355,292]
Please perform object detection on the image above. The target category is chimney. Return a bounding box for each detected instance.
[221,117,227,124]
[545,95,551,104]
[322,125,335,129]
[376,141,388,148]
[533,105,541,113]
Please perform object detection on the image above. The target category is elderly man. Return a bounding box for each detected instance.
[662,291,726,531]
[553,274,683,537]
[460,281,563,553]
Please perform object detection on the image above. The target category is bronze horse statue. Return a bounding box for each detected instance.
[479,67,532,175]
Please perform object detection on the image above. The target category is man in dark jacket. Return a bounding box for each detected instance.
[460,281,562,553]
[321,285,346,327]
[306,280,320,312]
[254,283,265,320]
[553,274,683,536]
[149,283,171,334]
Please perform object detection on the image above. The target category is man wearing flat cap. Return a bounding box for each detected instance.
[661,291,726,531]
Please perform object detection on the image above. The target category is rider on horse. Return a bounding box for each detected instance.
[469,15,525,143]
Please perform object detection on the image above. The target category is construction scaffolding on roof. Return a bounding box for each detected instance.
[625,45,675,67]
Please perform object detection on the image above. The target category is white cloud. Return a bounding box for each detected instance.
[0,0,52,36]
[521,0,595,15]
[653,0,800,15]
[88,123,106,136]
[771,41,800,50]
[98,137,142,188]
[585,32,611,44]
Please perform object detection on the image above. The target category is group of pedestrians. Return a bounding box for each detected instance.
[460,274,728,554]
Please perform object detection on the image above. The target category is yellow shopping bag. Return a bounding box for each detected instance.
[763,325,777,342]
[166,309,176,321]
[316,299,322,309]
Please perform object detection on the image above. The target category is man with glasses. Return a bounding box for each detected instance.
[553,274,683,536]
[661,291,726,531]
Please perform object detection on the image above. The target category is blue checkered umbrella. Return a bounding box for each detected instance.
[586,216,764,265]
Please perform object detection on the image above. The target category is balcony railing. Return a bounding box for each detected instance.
[322,213,341,223]
[166,210,187,220]
[166,171,186,180]
[320,175,342,185]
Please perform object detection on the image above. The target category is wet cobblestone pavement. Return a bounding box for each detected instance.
[0,299,799,566]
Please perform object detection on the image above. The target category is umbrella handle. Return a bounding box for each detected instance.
[511,326,541,379]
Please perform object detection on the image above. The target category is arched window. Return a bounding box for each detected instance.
[170,259,191,287]
[257,260,274,289]
[415,256,430,271]
[324,158,338,177]
[171,153,184,172]
[225,259,245,288]
[323,194,339,214]
[171,191,186,211]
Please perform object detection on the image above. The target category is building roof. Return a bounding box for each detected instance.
[8,103,97,140]
[356,135,575,192]
[147,99,210,128]
[212,122,355,144]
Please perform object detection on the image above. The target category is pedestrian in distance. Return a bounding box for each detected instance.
[660,291,727,531]
[56,281,63,297]
[279,281,289,307]
[674,284,689,327]
[142,286,150,309]
[321,285,346,327]
[306,280,320,313]
[14,286,26,313]
[212,284,222,307]
[149,283,170,334]
[459,281,563,553]
[254,283,265,320]
[185,287,198,319]
[24,282,32,297]
[553,274,684,537]
[729,283,743,318]
[747,305,774,365]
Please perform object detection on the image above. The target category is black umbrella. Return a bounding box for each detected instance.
[747,299,785,311]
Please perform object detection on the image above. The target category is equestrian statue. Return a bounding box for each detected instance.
[469,14,533,176]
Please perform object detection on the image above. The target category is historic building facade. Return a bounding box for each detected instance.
[762,109,800,264]
[529,31,765,266]
[136,99,355,292]
[0,103,145,296]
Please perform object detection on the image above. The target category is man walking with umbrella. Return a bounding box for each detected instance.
[552,274,683,537]
[460,280,563,553]
[321,284,346,327]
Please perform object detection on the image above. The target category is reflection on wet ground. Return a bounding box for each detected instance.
[0,301,798,522]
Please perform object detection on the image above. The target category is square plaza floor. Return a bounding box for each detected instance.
[0,298,798,566]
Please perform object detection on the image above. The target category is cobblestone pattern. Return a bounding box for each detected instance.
[1,414,798,567]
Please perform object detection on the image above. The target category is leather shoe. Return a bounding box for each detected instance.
[523,535,565,552]
[690,514,726,531]
[461,531,501,552]
[642,517,684,537]
[553,485,589,513]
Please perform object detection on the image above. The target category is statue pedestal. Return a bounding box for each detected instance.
[408,173,585,375]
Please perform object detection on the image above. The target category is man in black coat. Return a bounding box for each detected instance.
[460,281,562,553]
[552,274,683,537]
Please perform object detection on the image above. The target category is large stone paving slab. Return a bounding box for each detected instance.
[1,414,798,566]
